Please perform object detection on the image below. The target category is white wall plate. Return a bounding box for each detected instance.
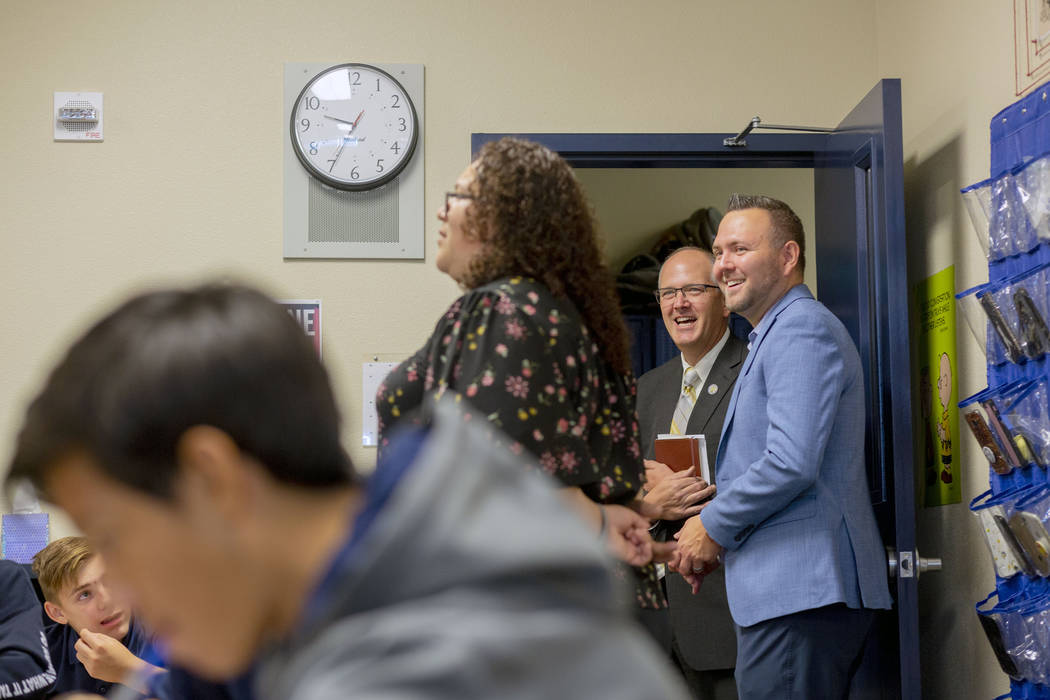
[54,91,103,141]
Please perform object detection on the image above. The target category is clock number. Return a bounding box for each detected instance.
[309,141,318,155]
[390,142,401,154]
[391,94,400,108]
[350,166,360,180]
[327,159,337,173]
[350,71,361,87]
[305,95,320,110]
[376,159,385,173]
[299,118,310,133]
[376,78,381,91]
[398,117,407,132]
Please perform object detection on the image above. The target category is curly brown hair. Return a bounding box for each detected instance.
[459,137,631,375]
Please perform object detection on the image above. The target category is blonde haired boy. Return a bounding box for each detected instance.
[33,536,162,697]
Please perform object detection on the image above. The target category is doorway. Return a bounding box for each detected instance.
[471,76,917,700]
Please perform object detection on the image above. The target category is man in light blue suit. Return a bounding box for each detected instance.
[671,194,892,699]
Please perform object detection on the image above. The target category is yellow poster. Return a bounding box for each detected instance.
[915,266,960,507]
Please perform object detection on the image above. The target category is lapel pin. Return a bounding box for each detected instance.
[708,384,719,395]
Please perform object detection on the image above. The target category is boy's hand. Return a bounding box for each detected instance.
[75,628,140,683]
[75,628,166,693]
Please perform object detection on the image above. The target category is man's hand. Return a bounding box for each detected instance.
[75,629,163,693]
[642,466,716,520]
[643,459,674,490]
[669,515,724,594]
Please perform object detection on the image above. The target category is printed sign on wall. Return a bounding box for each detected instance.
[280,299,322,358]
[915,266,960,507]
[362,361,398,448]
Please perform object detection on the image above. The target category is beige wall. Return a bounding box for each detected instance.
[875,2,1015,698]
[0,0,875,494]
[2,0,1017,696]
[578,168,816,290]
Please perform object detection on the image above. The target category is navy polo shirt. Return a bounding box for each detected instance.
[45,616,151,698]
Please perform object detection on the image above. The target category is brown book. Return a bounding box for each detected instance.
[654,434,710,483]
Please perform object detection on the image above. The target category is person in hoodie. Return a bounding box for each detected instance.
[5,282,689,700]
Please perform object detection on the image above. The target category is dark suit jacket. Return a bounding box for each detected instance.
[637,335,747,671]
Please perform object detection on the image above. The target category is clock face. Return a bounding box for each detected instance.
[290,64,418,191]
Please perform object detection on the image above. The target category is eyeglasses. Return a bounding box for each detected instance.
[443,191,475,216]
[654,284,720,303]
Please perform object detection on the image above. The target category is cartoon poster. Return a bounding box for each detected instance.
[915,266,960,507]
[280,299,322,359]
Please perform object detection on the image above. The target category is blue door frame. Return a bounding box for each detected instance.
[472,132,828,168]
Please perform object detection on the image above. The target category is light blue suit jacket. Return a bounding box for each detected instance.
[700,285,892,627]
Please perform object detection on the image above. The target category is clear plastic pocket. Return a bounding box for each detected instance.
[962,178,995,260]
[956,265,1050,365]
[977,587,1050,684]
[1014,486,1050,577]
[960,396,1015,475]
[962,171,1037,260]
[1016,152,1050,242]
[1008,264,1050,361]
[972,489,1027,578]
[957,283,1022,365]
[1001,379,1050,470]
[981,381,1044,469]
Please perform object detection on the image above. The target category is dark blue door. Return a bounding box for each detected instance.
[814,82,916,699]
[474,79,918,697]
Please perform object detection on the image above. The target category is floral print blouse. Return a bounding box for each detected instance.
[376,276,664,609]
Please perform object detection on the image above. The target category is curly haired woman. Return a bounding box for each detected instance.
[376,136,672,642]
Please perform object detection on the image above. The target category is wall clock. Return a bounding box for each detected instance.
[290,63,419,191]
[283,63,424,260]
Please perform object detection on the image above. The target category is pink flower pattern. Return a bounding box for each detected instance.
[496,295,515,315]
[558,451,578,471]
[505,375,529,398]
[504,318,526,340]
[539,451,559,474]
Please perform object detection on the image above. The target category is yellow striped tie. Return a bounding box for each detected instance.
[670,366,700,435]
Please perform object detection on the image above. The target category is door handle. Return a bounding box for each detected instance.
[887,546,942,579]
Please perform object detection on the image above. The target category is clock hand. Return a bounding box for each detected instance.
[324,110,365,133]
[328,108,363,172]
[324,114,356,126]
[331,135,348,168]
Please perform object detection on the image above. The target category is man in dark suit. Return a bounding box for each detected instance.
[638,246,746,700]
